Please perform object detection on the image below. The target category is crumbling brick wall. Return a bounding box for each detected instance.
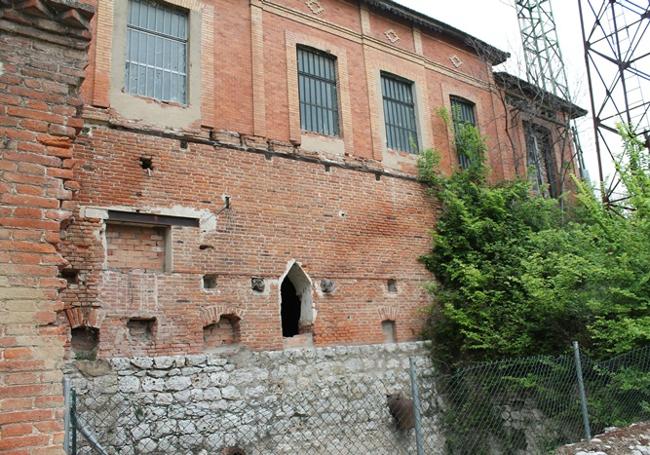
[0,1,93,451]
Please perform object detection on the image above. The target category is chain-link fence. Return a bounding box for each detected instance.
[65,344,649,454]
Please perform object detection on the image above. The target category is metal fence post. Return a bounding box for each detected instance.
[70,388,77,455]
[63,378,71,454]
[572,341,592,441]
[409,357,425,455]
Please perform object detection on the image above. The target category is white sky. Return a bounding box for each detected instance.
[393,0,608,186]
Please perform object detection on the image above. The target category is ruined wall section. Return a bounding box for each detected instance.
[0,0,94,451]
[62,126,436,357]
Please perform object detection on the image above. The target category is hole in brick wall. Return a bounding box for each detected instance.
[382,320,397,344]
[375,173,382,181]
[60,268,79,285]
[387,279,398,293]
[127,318,156,341]
[106,224,168,272]
[199,244,214,250]
[139,157,154,170]
[202,274,217,289]
[203,314,240,347]
[180,139,188,149]
[324,164,331,172]
[71,327,99,360]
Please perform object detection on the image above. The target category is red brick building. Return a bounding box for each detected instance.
[0,0,585,451]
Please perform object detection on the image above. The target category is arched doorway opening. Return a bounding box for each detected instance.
[279,261,314,341]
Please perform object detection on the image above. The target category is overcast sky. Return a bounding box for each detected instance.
[393,0,606,184]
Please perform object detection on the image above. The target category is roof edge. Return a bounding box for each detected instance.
[493,72,588,119]
[360,0,510,65]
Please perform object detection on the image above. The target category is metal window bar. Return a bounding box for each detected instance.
[526,123,560,198]
[381,73,419,154]
[525,122,549,196]
[125,0,188,104]
[297,47,340,136]
[450,96,477,169]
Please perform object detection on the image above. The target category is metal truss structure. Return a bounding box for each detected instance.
[515,0,588,180]
[516,0,571,101]
[578,0,650,203]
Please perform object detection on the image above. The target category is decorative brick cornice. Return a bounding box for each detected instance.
[1,0,94,31]
[0,0,94,49]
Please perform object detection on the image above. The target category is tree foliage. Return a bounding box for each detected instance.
[419,124,650,367]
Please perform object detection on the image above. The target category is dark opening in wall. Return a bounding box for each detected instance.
[139,157,154,170]
[280,263,313,339]
[60,268,79,285]
[71,327,99,360]
[203,314,240,347]
[202,274,217,289]
[382,320,397,343]
[222,446,246,455]
[281,279,300,337]
[387,279,398,293]
[127,318,156,341]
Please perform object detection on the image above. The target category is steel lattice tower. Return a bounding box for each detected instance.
[578,0,650,203]
[515,0,589,181]
[516,0,571,101]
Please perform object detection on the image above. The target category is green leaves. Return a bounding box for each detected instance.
[418,123,650,366]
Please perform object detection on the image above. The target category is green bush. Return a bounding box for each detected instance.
[418,124,650,366]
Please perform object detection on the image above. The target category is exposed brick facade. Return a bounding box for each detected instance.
[0,0,94,452]
[0,0,584,451]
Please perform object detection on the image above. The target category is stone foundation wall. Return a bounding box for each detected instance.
[65,342,445,454]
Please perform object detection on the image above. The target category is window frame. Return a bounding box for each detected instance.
[296,45,341,137]
[125,0,190,105]
[450,95,478,169]
[524,122,559,198]
[381,72,420,154]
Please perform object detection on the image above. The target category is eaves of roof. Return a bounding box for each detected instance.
[360,0,510,65]
[493,71,588,119]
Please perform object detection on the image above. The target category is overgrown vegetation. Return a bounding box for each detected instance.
[419,123,650,366]
[419,123,650,452]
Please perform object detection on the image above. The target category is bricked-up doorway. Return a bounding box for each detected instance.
[279,262,314,342]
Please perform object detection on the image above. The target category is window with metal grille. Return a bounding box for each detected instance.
[381,73,419,153]
[125,0,188,104]
[450,96,477,169]
[524,122,559,198]
[297,47,340,136]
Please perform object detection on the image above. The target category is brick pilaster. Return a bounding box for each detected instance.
[0,1,94,452]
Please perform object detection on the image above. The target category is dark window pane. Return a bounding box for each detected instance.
[297,47,339,136]
[450,96,477,169]
[381,73,419,153]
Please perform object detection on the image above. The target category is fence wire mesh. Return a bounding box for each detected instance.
[67,345,649,455]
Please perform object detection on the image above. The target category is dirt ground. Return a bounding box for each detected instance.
[556,422,650,454]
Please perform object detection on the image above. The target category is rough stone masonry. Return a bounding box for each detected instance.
[66,342,445,455]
